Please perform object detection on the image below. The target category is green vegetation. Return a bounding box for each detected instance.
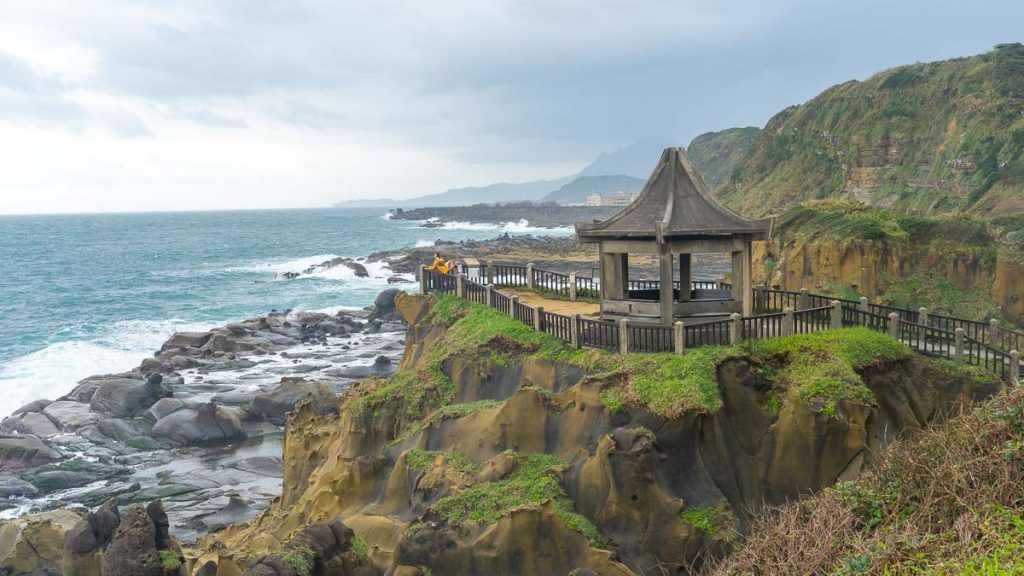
[748,328,910,415]
[404,449,478,476]
[157,550,181,571]
[687,126,762,191]
[280,546,312,576]
[350,535,370,564]
[711,384,1024,575]
[680,503,733,535]
[719,44,1024,221]
[614,347,726,417]
[430,451,603,545]
[879,270,1004,321]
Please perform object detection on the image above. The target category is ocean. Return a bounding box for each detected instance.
[0,208,570,417]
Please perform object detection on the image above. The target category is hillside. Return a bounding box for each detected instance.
[686,127,761,190]
[541,174,647,203]
[718,43,1024,221]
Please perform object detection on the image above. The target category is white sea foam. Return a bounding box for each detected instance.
[414,239,436,248]
[414,219,574,235]
[0,318,219,418]
[225,254,342,275]
[380,212,394,220]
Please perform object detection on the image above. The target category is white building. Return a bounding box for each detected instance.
[585,191,640,207]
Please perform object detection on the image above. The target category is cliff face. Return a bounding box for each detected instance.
[192,293,1001,576]
[718,43,1024,221]
[686,127,762,191]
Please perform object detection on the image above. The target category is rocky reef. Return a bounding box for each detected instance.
[187,292,1001,575]
[0,290,409,560]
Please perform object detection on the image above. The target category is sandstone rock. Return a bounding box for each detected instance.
[101,504,161,576]
[43,400,99,430]
[150,402,245,446]
[0,508,85,575]
[247,378,337,424]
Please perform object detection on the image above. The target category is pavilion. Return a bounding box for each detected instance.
[575,147,772,325]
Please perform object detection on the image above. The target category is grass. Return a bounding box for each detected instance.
[429,450,604,546]
[280,546,312,576]
[157,550,181,571]
[404,449,478,476]
[350,535,369,564]
[710,383,1024,575]
[680,503,733,535]
[879,270,1004,322]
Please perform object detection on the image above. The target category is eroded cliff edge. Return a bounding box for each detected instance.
[192,292,1001,576]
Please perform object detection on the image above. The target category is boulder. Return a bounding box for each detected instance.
[247,378,337,424]
[161,331,212,352]
[370,288,403,322]
[0,476,39,498]
[0,435,57,471]
[101,504,161,576]
[24,470,94,493]
[12,399,51,416]
[0,412,59,437]
[143,398,188,424]
[42,400,99,430]
[150,403,246,446]
[90,374,169,418]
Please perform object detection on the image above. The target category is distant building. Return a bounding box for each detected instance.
[584,191,639,207]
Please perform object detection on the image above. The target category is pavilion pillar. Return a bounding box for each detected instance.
[678,253,692,301]
[731,241,753,317]
[600,251,627,301]
[659,247,674,325]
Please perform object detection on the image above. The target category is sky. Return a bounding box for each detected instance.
[0,1,1021,215]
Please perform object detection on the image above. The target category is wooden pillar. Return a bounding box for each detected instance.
[534,306,544,331]
[569,272,578,301]
[1011,350,1020,386]
[955,328,965,363]
[570,314,580,349]
[831,300,843,330]
[600,251,627,301]
[659,247,674,325]
[419,265,427,294]
[673,321,685,355]
[618,319,629,355]
[678,253,692,302]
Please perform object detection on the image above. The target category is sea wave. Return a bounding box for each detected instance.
[415,219,574,235]
[414,239,436,248]
[224,254,342,275]
[0,318,219,418]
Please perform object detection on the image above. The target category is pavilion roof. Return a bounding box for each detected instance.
[575,147,771,242]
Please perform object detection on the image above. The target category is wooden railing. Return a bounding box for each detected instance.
[421,264,1022,384]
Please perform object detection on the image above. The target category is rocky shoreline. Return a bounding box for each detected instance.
[0,288,408,545]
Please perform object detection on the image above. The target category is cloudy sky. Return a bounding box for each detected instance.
[0,1,1020,215]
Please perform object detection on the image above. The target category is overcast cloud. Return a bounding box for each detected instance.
[0,0,1021,214]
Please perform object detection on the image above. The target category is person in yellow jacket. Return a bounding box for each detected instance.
[426,254,456,274]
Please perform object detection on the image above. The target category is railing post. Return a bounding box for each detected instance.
[858,297,869,326]
[673,321,685,355]
[486,284,494,307]
[618,319,629,355]
[990,318,1002,348]
[456,272,465,298]
[798,287,810,310]
[1011,350,1020,386]
[831,300,843,330]
[486,260,494,286]
[888,312,900,339]
[510,295,519,319]
[571,315,580,349]
[782,308,795,336]
[419,265,427,295]
[527,263,535,289]
[955,328,965,363]
[534,306,544,331]
[730,313,743,344]
[756,285,767,314]
[569,272,578,301]
[918,307,928,346]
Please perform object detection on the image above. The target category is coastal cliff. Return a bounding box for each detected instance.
[191,292,1000,575]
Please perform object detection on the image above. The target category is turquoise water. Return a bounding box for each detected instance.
[0,208,569,415]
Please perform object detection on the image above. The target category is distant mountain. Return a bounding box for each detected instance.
[541,175,647,204]
[403,177,574,207]
[718,43,1024,220]
[685,127,761,191]
[578,138,678,179]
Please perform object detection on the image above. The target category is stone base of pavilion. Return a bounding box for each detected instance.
[601,288,738,325]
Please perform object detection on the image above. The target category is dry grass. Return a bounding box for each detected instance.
[710,383,1024,575]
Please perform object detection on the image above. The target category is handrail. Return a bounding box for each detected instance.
[419,265,1021,385]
